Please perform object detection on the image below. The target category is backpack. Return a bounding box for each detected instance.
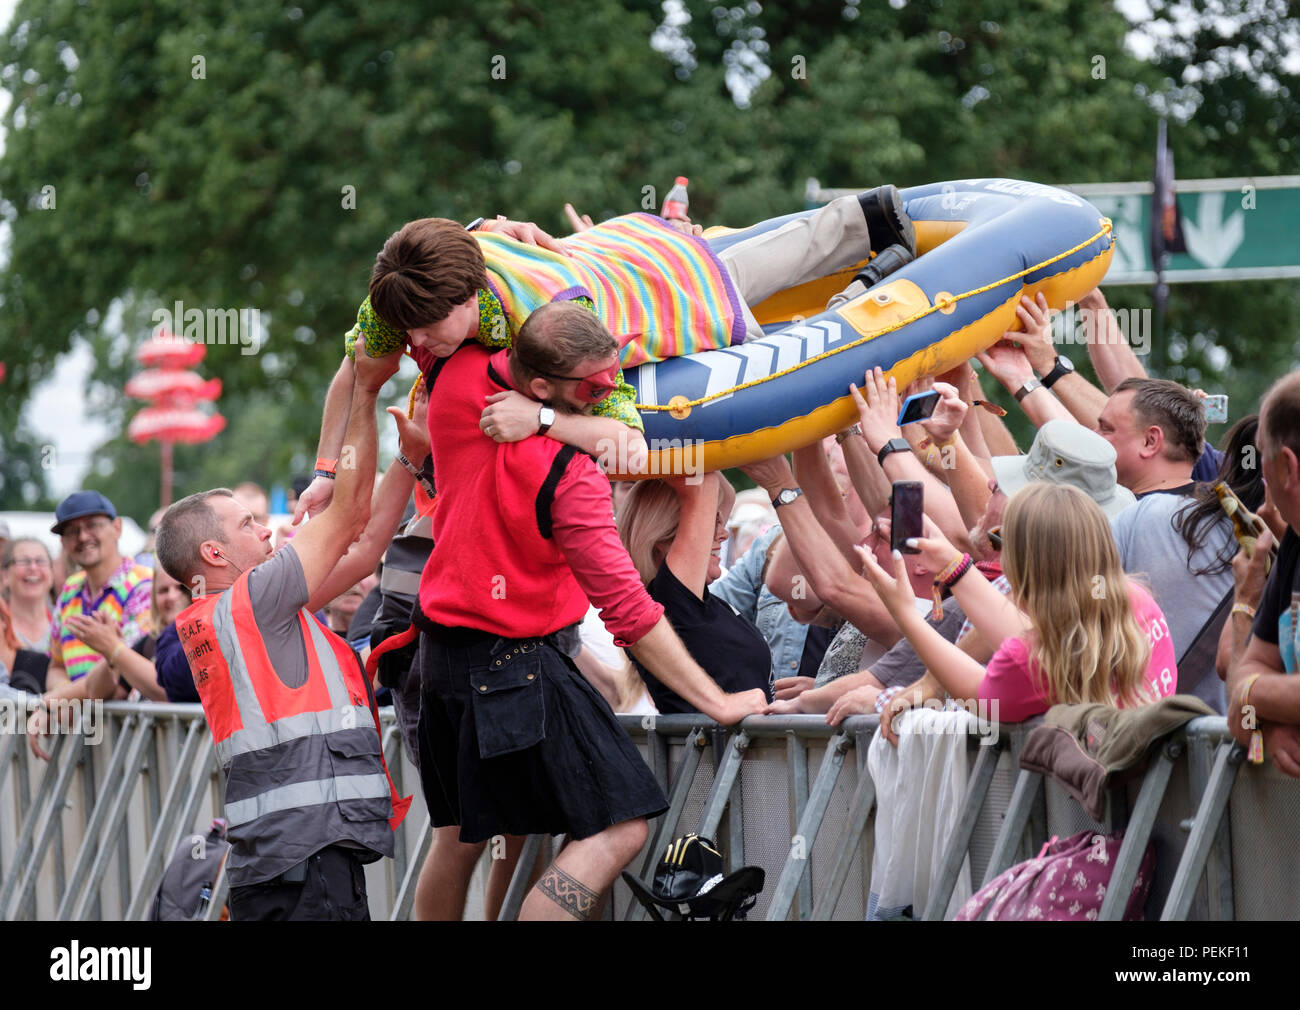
[149,819,232,921]
[955,830,1154,921]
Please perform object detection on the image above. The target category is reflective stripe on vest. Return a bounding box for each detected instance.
[224,773,392,827]
[379,567,421,598]
[209,589,370,766]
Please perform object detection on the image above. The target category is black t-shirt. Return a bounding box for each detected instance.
[1253,527,1300,671]
[9,649,49,695]
[633,561,772,715]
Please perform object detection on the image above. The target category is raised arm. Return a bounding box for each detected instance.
[852,368,971,550]
[306,399,429,613]
[1080,288,1147,393]
[792,442,867,568]
[295,355,357,523]
[976,343,1075,429]
[663,473,725,600]
[292,341,399,596]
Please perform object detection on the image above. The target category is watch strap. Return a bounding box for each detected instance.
[1014,377,1043,403]
[876,437,911,467]
[1041,356,1073,389]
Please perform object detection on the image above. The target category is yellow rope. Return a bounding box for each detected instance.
[636,220,1113,413]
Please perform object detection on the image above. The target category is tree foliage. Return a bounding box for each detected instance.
[0,0,1296,517]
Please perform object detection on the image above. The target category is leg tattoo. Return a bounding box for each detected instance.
[535,865,599,921]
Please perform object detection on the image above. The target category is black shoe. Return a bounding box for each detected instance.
[852,243,915,288]
[826,243,915,310]
[858,185,916,257]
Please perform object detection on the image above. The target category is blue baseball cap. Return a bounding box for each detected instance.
[52,490,119,535]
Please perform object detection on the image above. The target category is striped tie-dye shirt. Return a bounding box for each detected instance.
[480,213,745,368]
[50,558,154,681]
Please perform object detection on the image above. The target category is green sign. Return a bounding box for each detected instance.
[1069,177,1300,284]
[807,176,1300,285]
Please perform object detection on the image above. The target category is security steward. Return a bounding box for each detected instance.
[155,339,409,921]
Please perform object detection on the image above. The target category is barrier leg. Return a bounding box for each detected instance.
[56,714,145,919]
[766,732,850,921]
[69,715,156,920]
[626,728,706,921]
[923,738,1003,921]
[811,756,876,921]
[981,769,1044,887]
[696,731,750,840]
[387,813,433,921]
[1,732,79,920]
[1161,741,1243,921]
[124,718,207,920]
[1098,739,1179,921]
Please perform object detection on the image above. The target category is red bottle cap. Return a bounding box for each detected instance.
[674,177,689,187]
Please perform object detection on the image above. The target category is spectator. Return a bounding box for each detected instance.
[45,491,152,692]
[0,597,48,701]
[617,473,772,713]
[1096,378,1205,497]
[859,482,1176,724]
[1227,373,1300,774]
[3,538,55,652]
[1111,415,1263,713]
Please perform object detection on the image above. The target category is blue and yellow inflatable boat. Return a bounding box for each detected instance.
[623,178,1113,476]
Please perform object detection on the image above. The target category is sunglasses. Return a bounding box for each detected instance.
[530,361,620,404]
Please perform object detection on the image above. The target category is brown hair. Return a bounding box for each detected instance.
[509,302,618,387]
[1114,377,1205,464]
[369,218,488,329]
[155,489,234,587]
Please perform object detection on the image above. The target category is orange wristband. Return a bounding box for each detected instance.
[314,457,337,475]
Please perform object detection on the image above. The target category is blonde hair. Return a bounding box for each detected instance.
[1000,483,1151,708]
[616,478,731,584]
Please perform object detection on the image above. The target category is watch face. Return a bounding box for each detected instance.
[778,489,797,505]
[1058,355,1075,372]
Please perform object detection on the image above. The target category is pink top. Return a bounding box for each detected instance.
[978,584,1177,723]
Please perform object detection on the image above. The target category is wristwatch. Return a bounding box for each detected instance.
[537,404,556,436]
[465,217,485,232]
[771,487,804,509]
[876,437,911,467]
[835,424,863,445]
[1013,377,1043,403]
[1040,355,1075,389]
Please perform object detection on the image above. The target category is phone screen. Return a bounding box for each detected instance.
[891,481,924,554]
[897,390,941,426]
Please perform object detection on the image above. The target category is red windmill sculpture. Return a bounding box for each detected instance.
[125,333,226,508]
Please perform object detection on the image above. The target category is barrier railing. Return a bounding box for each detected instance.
[0,702,1286,920]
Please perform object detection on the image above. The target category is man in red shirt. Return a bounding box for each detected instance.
[411,301,765,920]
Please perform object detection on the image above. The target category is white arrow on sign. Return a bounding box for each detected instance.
[1182,191,1245,270]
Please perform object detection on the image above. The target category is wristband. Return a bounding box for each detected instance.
[108,642,125,668]
[397,452,436,495]
[931,552,972,621]
[465,217,485,232]
[1239,673,1264,765]
[1231,602,1257,620]
[1013,378,1043,403]
[314,457,337,475]
[314,469,337,481]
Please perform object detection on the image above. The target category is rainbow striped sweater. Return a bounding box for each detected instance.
[479,213,745,368]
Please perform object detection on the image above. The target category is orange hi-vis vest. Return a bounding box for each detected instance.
[176,573,410,887]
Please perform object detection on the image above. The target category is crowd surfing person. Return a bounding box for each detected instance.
[295,185,917,522]
[859,482,1177,724]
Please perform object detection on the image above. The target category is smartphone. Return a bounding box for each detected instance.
[891,481,924,555]
[1203,394,1228,424]
[897,390,941,426]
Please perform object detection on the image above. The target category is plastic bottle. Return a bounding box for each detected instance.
[662,177,690,221]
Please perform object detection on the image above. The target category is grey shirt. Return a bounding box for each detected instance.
[1110,492,1234,713]
[246,544,316,688]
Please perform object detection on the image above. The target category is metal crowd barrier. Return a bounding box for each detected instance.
[0,700,1288,920]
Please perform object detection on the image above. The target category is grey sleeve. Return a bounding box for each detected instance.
[245,546,311,632]
[870,596,968,690]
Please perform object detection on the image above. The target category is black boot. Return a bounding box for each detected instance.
[826,243,915,310]
[858,185,916,257]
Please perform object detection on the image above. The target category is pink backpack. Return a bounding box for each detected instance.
[955,830,1155,921]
